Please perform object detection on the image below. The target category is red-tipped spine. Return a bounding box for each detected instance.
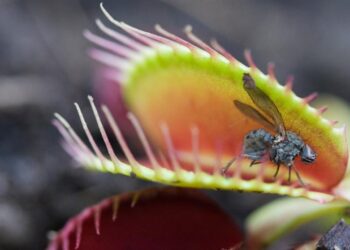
[184,25,217,57]
[84,30,135,58]
[285,75,294,91]
[244,49,257,70]
[267,62,276,82]
[303,92,318,104]
[210,39,238,64]
[317,106,328,115]
[75,220,82,250]
[155,24,197,51]
[330,120,339,126]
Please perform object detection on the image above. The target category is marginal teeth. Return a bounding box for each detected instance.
[51,3,347,202]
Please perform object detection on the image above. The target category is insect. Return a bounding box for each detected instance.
[221,73,317,185]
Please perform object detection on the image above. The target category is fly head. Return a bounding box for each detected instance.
[301,144,317,164]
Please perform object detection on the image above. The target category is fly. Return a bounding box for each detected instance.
[221,73,317,185]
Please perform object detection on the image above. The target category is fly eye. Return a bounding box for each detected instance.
[301,145,316,163]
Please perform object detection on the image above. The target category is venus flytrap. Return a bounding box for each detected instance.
[246,96,350,249]
[47,187,243,250]
[246,197,350,249]
[53,3,348,203]
[48,3,350,250]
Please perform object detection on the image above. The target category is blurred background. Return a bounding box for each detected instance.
[0,0,349,249]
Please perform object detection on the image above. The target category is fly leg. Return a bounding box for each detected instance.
[292,165,305,186]
[287,164,305,186]
[249,160,261,167]
[221,157,236,176]
[273,163,281,178]
[288,167,292,183]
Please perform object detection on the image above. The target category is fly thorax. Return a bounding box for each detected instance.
[273,134,284,143]
[271,131,305,166]
[286,131,305,150]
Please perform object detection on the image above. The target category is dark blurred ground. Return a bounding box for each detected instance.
[0,0,349,249]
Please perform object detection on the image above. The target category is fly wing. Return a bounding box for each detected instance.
[234,100,275,131]
[242,73,286,136]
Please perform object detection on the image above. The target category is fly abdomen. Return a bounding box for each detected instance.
[243,129,273,160]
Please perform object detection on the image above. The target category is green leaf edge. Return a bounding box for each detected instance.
[246,197,350,248]
[54,9,348,203]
